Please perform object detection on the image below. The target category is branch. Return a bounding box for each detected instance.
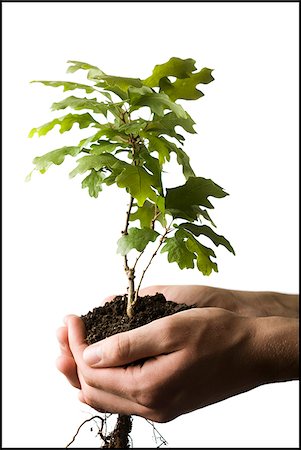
[123,196,134,237]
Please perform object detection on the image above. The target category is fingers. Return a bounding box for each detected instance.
[82,314,183,368]
[56,355,81,389]
[67,315,88,362]
[76,372,152,418]
[56,326,73,357]
[56,324,81,388]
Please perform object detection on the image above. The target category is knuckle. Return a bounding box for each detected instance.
[108,332,131,363]
[81,387,101,412]
[135,381,160,409]
[81,369,95,388]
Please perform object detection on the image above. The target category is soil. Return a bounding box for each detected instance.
[81,292,196,448]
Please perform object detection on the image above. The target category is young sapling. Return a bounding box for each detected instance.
[28,56,235,448]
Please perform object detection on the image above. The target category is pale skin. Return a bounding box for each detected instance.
[56,285,299,423]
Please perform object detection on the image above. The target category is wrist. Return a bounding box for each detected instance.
[252,316,299,384]
[229,290,299,318]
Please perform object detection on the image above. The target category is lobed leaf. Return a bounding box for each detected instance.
[178,223,235,254]
[143,111,196,142]
[117,227,159,255]
[143,57,197,87]
[82,169,105,198]
[100,84,129,100]
[117,119,148,136]
[32,146,81,173]
[51,96,111,116]
[79,124,129,148]
[130,200,166,228]
[157,111,196,134]
[31,80,97,94]
[29,113,98,137]
[116,165,158,207]
[148,136,195,178]
[89,140,128,155]
[166,177,228,220]
[172,146,195,179]
[145,135,171,165]
[69,153,127,178]
[161,229,196,269]
[159,68,214,101]
[139,147,162,192]
[67,60,101,74]
[129,87,187,118]
[67,60,143,90]
[161,228,218,275]
[183,229,218,275]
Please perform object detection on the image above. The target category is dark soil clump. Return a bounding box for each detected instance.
[81,292,196,448]
[81,292,195,345]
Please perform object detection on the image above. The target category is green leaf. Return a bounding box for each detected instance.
[67,60,100,74]
[130,200,165,228]
[32,146,81,173]
[129,87,187,118]
[159,68,214,101]
[117,119,148,136]
[198,208,217,228]
[51,96,111,116]
[130,201,155,228]
[161,229,195,269]
[183,229,218,275]
[117,227,159,255]
[171,146,195,179]
[31,80,96,94]
[178,223,235,254]
[79,130,106,148]
[89,140,127,155]
[139,147,162,191]
[28,113,98,137]
[143,57,197,87]
[153,138,195,179]
[69,153,127,178]
[166,177,228,220]
[82,169,105,198]
[93,74,142,90]
[100,84,129,101]
[145,135,171,165]
[78,123,129,148]
[143,111,196,142]
[116,165,158,206]
[157,111,196,134]
[67,60,143,90]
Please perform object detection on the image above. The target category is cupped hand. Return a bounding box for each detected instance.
[56,285,298,406]
[63,308,259,422]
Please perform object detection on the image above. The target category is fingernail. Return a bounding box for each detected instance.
[83,345,102,366]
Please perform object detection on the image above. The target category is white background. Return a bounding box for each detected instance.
[2,2,299,448]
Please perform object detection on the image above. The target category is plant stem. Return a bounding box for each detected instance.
[133,227,169,304]
[122,196,135,318]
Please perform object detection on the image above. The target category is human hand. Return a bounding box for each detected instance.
[56,285,298,392]
[138,285,299,318]
[62,308,298,422]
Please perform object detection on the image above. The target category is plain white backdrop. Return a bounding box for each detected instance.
[2,2,299,448]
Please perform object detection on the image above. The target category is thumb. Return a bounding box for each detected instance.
[83,315,180,368]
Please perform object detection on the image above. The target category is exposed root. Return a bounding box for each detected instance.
[66,413,167,448]
[66,415,109,448]
[146,418,168,448]
[102,414,132,448]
